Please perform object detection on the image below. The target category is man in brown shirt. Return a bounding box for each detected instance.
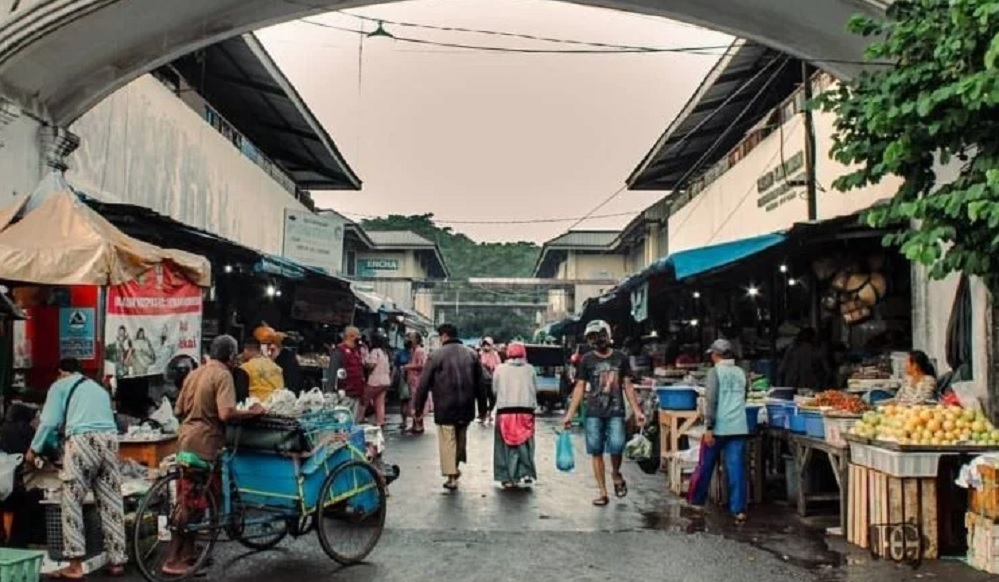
[164,335,263,575]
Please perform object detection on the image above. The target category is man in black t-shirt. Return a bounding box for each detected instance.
[563,320,646,507]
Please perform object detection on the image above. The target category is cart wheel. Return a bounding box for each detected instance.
[235,508,290,551]
[315,460,387,565]
[132,472,220,582]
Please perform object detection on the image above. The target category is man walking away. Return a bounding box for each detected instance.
[27,358,126,578]
[688,339,749,524]
[414,324,486,490]
[563,320,646,507]
[328,326,367,418]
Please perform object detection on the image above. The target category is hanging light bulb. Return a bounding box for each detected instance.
[788,278,798,287]
[690,319,699,327]
[266,285,277,297]
[276,290,283,297]
[693,291,701,299]
[747,285,760,297]
[779,264,788,274]
[367,21,394,38]
[224,264,233,274]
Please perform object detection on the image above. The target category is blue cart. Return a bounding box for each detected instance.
[131,413,386,582]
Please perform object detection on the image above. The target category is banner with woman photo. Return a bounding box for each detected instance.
[105,263,202,378]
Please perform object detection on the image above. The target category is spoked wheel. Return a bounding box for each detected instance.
[315,460,387,565]
[132,472,220,582]
[234,507,290,551]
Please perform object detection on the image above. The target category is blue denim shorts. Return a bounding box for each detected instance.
[584,416,627,456]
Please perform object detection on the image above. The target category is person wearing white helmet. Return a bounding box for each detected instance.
[563,320,646,506]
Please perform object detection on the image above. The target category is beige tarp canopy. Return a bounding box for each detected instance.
[0,185,211,287]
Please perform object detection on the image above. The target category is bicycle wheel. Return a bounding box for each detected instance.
[315,460,386,565]
[132,472,220,582]
[235,507,290,551]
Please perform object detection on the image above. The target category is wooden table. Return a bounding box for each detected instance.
[659,409,701,495]
[118,436,178,468]
[788,433,850,530]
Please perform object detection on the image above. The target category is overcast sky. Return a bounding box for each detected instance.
[258,0,732,244]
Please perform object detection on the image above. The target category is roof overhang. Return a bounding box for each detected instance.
[168,33,360,190]
[626,40,803,191]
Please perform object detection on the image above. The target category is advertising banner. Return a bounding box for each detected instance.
[283,209,346,275]
[105,264,202,378]
[59,307,96,359]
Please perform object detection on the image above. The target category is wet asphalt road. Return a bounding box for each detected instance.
[103,415,993,582]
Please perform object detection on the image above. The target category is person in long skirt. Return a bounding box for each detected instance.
[492,342,538,488]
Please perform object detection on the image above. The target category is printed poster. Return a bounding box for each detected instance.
[105,264,202,378]
[12,314,31,369]
[59,307,95,359]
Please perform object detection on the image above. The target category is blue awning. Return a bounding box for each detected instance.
[670,232,786,280]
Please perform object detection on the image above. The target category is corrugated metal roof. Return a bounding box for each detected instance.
[367,230,435,248]
[168,33,360,190]
[543,230,620,249]
[626,40,803,191]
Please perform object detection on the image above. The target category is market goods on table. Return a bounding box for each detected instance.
[801,390,870,414]
[851,404,999,447]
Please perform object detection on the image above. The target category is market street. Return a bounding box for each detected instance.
[93,416,991,582]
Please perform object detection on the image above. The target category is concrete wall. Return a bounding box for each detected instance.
[66,74,307,255]
[0,114,42,203]
[571,252,628,281]
[362,280,415,311]
[669,86,902,253]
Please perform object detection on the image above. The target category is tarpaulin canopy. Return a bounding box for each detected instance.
[351,283,401,315]
[669,233,786,280]
[0,196,28,232]
[0,183,211,287]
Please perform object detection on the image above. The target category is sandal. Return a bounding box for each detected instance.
[105,565,125,578]
[735,513,748,524]
[443,480,458,491]
[613,476,628,498]
[592,495,610,507]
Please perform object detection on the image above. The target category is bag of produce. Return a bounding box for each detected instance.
[625,433,652,461]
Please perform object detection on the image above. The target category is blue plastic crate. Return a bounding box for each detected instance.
[766,402,788,427]
[656,387,698,410]
[801,410,825,438]
[788,406,807,434]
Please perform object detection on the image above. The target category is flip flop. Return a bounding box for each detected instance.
[613,477,628,498]
[735,513,748,525]
[592,495,610,507]
[443,480,458,490]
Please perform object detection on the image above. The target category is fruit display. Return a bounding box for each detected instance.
[850,404,999,446]
[803,390,870,414]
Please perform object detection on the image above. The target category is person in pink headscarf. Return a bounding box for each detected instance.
[478,337,502,424]
[491,342,538,489]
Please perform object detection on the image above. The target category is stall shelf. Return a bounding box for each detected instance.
[847,463,938,560]
[118,435,178,468]
[788,433,849,531]
[659,409,700,495]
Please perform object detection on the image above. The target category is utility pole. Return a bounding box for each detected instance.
[802,61,819,222]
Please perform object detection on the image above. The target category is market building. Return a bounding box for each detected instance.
[532,231,629,321]
[66,33,359,256]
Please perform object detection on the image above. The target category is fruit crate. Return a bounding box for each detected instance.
[824,414,861,447]
[867,447,942,478]
[970,463,999,520]
[966,511,999,574]
[0,548,45,582]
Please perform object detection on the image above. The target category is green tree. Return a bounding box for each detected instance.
[818,0,999,414]
[360,214,540,279]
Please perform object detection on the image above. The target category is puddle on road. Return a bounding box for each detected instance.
[640,504,844,573]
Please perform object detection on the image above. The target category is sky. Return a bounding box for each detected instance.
[258,0,732,244]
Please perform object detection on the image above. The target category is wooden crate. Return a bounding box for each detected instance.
[970,464,999,520]
[847,463,938,560]
[119,437,178,468]
[966,511,999,574]
[659,409,701,495]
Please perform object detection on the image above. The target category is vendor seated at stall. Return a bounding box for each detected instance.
[239,337,285,401]
[893,350,938,405]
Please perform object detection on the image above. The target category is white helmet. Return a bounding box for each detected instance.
[584,320,612,339]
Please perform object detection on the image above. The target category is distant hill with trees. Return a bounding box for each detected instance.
[359,214,540,279]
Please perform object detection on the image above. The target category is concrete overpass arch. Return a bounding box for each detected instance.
[0,0,887,126]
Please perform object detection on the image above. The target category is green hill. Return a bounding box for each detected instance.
[360,214,540,279]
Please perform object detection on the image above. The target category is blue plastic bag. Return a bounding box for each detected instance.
[555,430,575,472]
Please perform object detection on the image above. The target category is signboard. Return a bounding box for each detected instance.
[59,307,95,359]
[757,150,805,213]
[12,315,31,369]
[282,209,345,274]
[105,264,202,378]
[291,285,355,326]
[357,258,400,277]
